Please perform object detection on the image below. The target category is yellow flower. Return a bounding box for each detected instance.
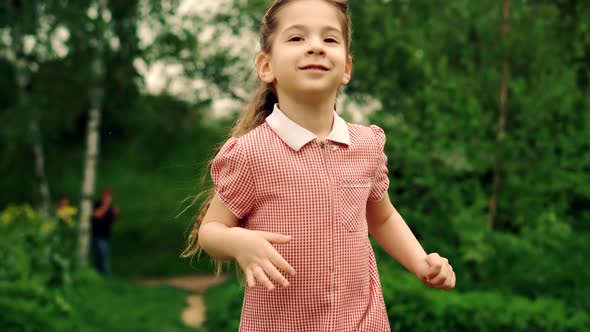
[0,213,10,225]
[23,204,36,220]
[0,204,39,225]
[57,206,78,226]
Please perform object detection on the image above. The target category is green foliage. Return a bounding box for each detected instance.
[101,123,225,278]
[0,281,81,332]
[202,278,242,332]
[41,122,226,278]
[382,272,589,332]
[64,277,197,332]
[202,272,589,332]
[0,204,74,287]
[0,205,81,331]
[344,0,589,308]
[0,205,202,332]
[469,222,590,311]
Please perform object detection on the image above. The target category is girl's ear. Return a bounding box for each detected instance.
[256,52,275,84]
[341,54,353,85]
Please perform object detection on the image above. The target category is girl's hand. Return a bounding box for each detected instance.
[230,228,296,291]
[420,253,455,290]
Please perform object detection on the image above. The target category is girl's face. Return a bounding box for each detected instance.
[257,0,352,100]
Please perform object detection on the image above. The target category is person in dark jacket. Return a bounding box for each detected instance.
[91,187,120,276]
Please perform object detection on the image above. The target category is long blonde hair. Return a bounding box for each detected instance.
[181,0,352,274]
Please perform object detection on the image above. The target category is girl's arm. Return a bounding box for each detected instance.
[198,193,296,290]
[197,194,242,259]
[366,194,455,289]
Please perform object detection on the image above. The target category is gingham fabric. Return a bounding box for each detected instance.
[211,105,391,332]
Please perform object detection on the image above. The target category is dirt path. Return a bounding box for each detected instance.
[135,275,227,328]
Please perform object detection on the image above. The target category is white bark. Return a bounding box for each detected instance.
[78,86,102,266]
[11,3,52,217]
[78,0,108,266]
[29,115,51,216]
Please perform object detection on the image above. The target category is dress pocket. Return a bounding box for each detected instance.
[338,178,372,232]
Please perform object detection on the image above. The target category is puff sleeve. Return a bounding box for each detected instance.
[211,138,256,219]
[368,125,390,201]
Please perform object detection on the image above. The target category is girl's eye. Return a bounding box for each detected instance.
[324,38,338,43]
[289,36,303,42]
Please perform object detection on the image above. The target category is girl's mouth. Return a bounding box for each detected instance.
[300,64,329,71]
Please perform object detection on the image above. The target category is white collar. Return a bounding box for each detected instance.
[265,104,350,151]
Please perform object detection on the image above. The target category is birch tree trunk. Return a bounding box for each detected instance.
[28,110,51,216]
[10,0,51,217]
[78,0,107,266]
[489,0,510,229]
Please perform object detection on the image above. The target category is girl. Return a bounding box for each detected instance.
[183,0,455,330]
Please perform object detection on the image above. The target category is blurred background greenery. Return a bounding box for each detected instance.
[1,0,588,331]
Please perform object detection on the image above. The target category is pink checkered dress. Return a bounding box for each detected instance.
[211,105,391,331]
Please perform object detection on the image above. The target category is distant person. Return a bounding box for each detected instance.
[91,187,120,277]
[56,195,77,227]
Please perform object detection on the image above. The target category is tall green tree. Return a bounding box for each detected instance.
[77,0,108,266]
[2,0,54,215]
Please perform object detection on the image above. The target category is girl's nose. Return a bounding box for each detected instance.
[306,38,325,56]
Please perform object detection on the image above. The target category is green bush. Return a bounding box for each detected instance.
[0,281,81,332]
[0,204,75,286]
[468,226,589,312]
[382,272,589,332]
[0,204,82,331]
[202,277,242,332]
[203,271,589,332]
[0,205,198,332]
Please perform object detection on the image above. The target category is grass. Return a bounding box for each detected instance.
[105,125,227,278]
[65,275,199,332]
[52,123,230,278]
[0,123,223,332]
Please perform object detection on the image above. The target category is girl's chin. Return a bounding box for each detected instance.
[294,82,340,95]
[295,88,338,99]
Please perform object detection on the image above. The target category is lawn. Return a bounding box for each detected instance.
[54,123,229,278]
[65,275,199,332]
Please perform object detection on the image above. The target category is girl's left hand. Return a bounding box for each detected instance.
[421,253,455,290]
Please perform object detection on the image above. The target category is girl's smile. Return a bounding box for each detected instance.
[299,64,330,71]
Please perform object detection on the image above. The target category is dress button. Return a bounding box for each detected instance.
[320,141,338,151]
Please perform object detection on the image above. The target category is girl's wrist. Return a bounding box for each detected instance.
[410,255,429,280]
[225,226,248,258]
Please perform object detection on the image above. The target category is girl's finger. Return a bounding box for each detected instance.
[443,267,455,289]
[425,253,441,266]
[257,231,292,244]
[428,264,449,286]
[450,271,456,289]
[245,267,256,288]
[426,262,442,280]
[253,265,275,291]
[269,249,296,276]
[261,260,290,288]
[441,272,454,290]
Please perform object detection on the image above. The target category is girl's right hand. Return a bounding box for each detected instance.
[229,227,296,291]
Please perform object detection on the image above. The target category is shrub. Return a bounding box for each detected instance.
[202,277,243,332]
[0,204,80,331]
[382,272,589,332]
[203,272,589,331]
